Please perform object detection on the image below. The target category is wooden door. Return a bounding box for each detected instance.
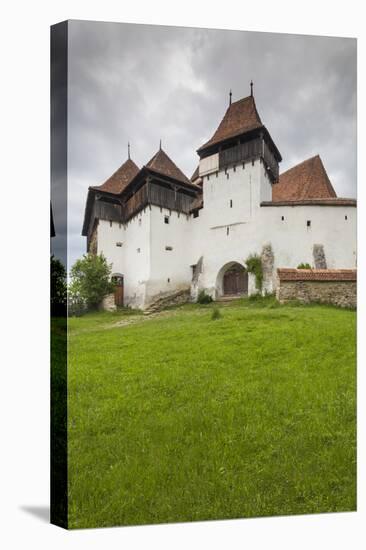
[112,276,124,307]
[223,266,248,295]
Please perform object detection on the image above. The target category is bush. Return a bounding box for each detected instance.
[197,290,213,304]
[211,307,222,320]
[297,263,312,269]
[68,294,87,317]
[69,253,115,311]
[245,254,263,291]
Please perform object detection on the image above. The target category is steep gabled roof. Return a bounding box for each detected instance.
[272,155,337,201]
[145,147,191,185]
[190,165,203,187]
[198,95,263,152]
[91,158,140,195]
[191,165,199,182]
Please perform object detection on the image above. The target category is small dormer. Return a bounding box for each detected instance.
[197,84,282,183]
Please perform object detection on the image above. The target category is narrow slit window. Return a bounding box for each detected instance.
[345,215,348,220]
[164,215,170,224]
[165,246,173,251]
[230,199,233,208]
[307,220,311,227]
[110,220,113,227]
[281,216,285,221]
[226,227,230,236]
[137,248,141,253]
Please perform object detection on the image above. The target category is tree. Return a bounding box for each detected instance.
[51,255,67,316]
[69,253,114,310]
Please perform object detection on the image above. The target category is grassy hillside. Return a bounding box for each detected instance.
[67,298,356,528]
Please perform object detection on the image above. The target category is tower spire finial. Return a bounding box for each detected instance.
[128,141,130,159]
[229,89,232,106]
[159,139,162,150]
[250,80,253,97]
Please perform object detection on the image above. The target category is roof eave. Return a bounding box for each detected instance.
[197,125,282,162]
[144,166,199,191]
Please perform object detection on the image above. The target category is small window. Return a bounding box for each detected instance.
[226,172,229,179]
[226,227,230,236]
[281,216,285,221]
[116,242,123,247]
[193,210,199,218]
[164,215,170,224]
[216,171,218,178]
[165,246,173,251]
[252,159,255,166]
[118,223,121,229]
[233,165,236,172]
[207,174,210,181]
[307,220,311,227]
[137,248,141,253]
[230,199,233,208]
[242,163,245,169]
[167,278,170,283]
[110,220,113,227]
[345,215,348,220]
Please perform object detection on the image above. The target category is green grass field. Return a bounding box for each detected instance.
[67,297,356,528]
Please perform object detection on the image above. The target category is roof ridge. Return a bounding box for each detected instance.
[92,157,140,195]
[280,154,320,177]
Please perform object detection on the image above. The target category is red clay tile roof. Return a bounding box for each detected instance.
[92,158,140,195]
[191,165,203,187]
[273,155,337,201]
[198,95,263,152]
[145,148,191,185]
[191,165,199,181]
[277,268,356,281]
[261,198,356,207]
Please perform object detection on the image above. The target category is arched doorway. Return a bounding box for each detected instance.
[112,273,124,306]
[217,262,248,297]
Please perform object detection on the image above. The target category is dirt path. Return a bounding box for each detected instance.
[109,309,174,329]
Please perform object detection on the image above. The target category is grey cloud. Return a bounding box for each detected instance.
[64,20,356,270]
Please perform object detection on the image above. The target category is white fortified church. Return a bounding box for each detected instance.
[82,86,357,309]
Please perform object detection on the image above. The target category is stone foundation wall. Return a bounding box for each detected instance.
[277,280,356,308]
[145,288,191,312]
[100,293,116,311]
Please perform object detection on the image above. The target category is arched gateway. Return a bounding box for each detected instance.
[216,262,248,298]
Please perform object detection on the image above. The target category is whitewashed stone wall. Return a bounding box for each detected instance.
[96,157,356,309]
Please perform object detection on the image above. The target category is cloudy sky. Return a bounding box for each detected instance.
[63,20,356,268]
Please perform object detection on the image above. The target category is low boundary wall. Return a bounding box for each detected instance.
[276,269,356,308]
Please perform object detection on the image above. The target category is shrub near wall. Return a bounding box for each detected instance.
[277,269,357,308]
